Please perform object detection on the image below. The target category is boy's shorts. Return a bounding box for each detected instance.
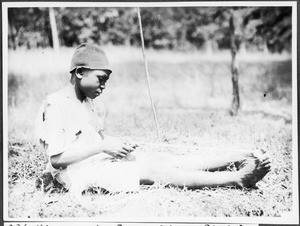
[56,153,141,194]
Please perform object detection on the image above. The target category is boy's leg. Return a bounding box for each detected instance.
[140,150,254,171]
[139,165,241,188]
[138,155,270,188]
[169,151,253,171]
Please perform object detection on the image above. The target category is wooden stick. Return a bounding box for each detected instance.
[137,7,161,142]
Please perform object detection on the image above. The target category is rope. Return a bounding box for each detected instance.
[137,7,161,142]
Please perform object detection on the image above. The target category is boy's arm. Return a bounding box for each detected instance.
[41,99,134,169]
[50,137,134,169]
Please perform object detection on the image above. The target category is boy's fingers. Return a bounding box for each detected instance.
[116,153,126,158]
[120,149,130,155]
[122,145,134,153]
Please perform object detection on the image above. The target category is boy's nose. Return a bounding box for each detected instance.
[100,84,105,89]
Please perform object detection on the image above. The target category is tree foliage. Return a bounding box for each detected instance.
[7,6,292,53]
[8,7,51,49]
[244,7,292,52]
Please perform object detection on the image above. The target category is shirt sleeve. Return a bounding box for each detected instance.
[39,96,66,157]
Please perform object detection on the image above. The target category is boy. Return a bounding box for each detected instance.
[36,43,270,195]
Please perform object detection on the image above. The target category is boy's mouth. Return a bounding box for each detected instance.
[96,88,103,95]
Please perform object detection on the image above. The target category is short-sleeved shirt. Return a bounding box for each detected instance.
[35,85,140,192]
[35,86,105,177]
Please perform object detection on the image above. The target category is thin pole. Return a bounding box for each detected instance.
[137,7,161,142]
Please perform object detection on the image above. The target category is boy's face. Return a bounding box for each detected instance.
[79,69,110,99]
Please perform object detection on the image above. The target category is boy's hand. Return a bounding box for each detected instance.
[123,138,139,150]
[100,137,137,158]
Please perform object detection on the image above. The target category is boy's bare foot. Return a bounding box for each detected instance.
[237,156,271,189]
[234,149,268,171]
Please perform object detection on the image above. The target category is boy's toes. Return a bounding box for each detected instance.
[261,160,270,166]
[260,159,271,169]
[256,162,271,179]
[240,157,271,189]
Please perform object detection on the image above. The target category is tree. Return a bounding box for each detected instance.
[8,8,52,49]
[229,9,241,116]
[49,7,59,51]
[7,7,292,52]
[243,7,292,53]
[210,7,251,115]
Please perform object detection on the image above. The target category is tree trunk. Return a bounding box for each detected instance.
[49,7,59,51]
[229,10,240,116]
[8,20,17,49]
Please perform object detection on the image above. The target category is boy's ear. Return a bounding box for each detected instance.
[75,67,83,79]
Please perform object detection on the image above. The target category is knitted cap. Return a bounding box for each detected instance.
[70,43,112,75]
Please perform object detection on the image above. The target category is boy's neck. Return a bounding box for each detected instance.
[65,83,87,103]
[74,83,86,102]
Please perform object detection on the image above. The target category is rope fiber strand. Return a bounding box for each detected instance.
[137,7,161,142]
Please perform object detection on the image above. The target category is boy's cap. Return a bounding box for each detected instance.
[70,43,112,75]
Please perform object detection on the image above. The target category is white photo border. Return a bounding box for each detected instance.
[2,1,298,224]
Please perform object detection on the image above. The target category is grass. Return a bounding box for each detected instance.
[6,46,294,219]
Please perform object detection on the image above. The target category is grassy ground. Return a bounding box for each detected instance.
[6,47,294,219]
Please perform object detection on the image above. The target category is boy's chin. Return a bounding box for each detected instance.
[89,91,102,99]
[91,94,100,99]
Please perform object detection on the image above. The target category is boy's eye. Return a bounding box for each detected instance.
[99,77,109,83]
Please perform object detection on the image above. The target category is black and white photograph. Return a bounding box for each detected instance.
[2,1,298,224]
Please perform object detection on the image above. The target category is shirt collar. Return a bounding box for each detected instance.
[61,84,90,104]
